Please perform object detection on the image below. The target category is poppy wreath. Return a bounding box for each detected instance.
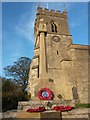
[53,105,74,112]
[26,106,46,112]
[38,88,54,100]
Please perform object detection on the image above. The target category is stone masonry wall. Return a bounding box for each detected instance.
[73,49,89,103]
[28,6,89,103]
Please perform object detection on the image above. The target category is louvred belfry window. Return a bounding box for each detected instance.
[51,22,57,33]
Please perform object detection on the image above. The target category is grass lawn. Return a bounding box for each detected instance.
[75,103,90,108]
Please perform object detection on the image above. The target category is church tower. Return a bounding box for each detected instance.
[28,5,74,101]
[28,5,89,104]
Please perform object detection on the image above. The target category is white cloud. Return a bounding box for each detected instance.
[15,12,35,43]
[69,3,88,28]
[10,53,22,63]
[70,22,81,28]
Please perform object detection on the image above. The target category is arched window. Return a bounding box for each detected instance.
[57,51,59,55]
[72,86,79,100]
[51,22,57,33]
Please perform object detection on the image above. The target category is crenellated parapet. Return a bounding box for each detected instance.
[37,6,67,18]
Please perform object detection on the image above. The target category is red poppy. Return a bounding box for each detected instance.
[26,106,46,112]
[53,105,74,112]
[38,88,54,100]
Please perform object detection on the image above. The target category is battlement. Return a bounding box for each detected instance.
[37,6,67,18]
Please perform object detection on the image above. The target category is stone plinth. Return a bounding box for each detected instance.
[16,110,62,119]
[17,100,75,112]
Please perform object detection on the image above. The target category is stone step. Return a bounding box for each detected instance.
[17,100,75,111]
[62,108,89,119]
[16,110,62,119]
[2,108,90,120]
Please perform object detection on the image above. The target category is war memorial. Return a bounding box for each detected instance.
[15,5,90,119]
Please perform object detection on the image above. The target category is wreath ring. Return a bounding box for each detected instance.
[38,88,54,100]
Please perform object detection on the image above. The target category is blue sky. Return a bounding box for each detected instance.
[1,2,88,76]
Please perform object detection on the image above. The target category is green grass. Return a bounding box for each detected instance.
[75,103,90,108]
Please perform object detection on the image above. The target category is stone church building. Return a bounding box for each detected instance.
[28,6,89,103]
